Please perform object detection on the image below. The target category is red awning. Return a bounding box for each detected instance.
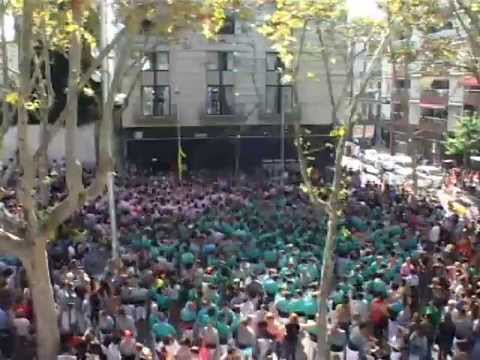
[419,103,446,109]
[462,76,480,87]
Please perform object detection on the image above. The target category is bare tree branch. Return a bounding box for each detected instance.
[0,229,28,259]
[43,32,134,234]
[316,25,338,125]
[32,28,128,163]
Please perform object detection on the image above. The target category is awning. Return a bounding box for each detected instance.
[419,103,446,109]
[462,76,480,87]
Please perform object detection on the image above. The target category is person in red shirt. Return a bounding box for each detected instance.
[457,236,473,260]
[370,294,389,339]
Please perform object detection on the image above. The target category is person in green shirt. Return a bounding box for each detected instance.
[263,277,279,297]
[180,301,197,324]
[423,301,441,328]
[181,251,195,267]
[274,291,291,317]
[152,314,176,340]
[215,313,232,345]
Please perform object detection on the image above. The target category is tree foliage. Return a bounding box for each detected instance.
[446,115,480,160]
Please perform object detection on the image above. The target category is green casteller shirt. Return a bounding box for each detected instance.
[152,321,176,338]
[215,321,232,340]
[181,252,195,265]
[275,294,290,314]
[263,278,279,295]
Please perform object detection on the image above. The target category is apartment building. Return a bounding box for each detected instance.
[120,14,346,172]
[372,12,480,163]
[352,43,383,145]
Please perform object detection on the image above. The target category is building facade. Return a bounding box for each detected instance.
[372,12,480,163]
[121,15,346,172]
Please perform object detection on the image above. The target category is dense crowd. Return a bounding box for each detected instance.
[0,165,480,360]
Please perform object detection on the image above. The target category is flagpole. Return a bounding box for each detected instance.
[175,88,182,183]
[177,121,182,183]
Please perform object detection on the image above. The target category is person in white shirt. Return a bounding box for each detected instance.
[13,310,30,338]
[104,337,122,360]
[350,293,369,323]
[429,223,441,244]
[240,299,255,318]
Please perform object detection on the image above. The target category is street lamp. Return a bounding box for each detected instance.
[174,88,183,183]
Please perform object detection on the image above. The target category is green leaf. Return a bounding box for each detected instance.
[5,92,19,105]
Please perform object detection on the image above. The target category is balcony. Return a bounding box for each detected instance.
[359,90,381,103]
[258,106,301,123]
[420,89,449,107]
[391,111,407,123]
[420,116,447,135]
[124,104,178,128]
[464,89,480,108]
[199,103,247,124]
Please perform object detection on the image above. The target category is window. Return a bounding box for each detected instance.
[395,79,410,89]
[143,52,169,71]
[207,86,234,115]
[431,79,449,90]
[361,103,368,116]
[218,14,235,34]
[265,86,293,114]
[266,52,283,72]
[142,86,170,116]
[207,52,234,71]
[141,51,170,116]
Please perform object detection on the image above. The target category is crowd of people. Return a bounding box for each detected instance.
[0,164,480,360]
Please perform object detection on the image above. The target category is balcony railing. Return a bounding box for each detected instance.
[421,115,447,122]
[420,116,447,134]
[199,103,247,123]
[421,89,449,106]
[258,106,301,122]
[124,104,178,128]
[464,90,480,108]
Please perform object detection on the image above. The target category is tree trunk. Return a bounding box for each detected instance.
[24,237,60,360]
[94,117,100,165]
[234,137,240,181]
[316,212,339,359]
[316,136,345,359]
[113,107,124,175]
[38,121,50,207]
[463,150,469,170]
[411,141,418,195]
